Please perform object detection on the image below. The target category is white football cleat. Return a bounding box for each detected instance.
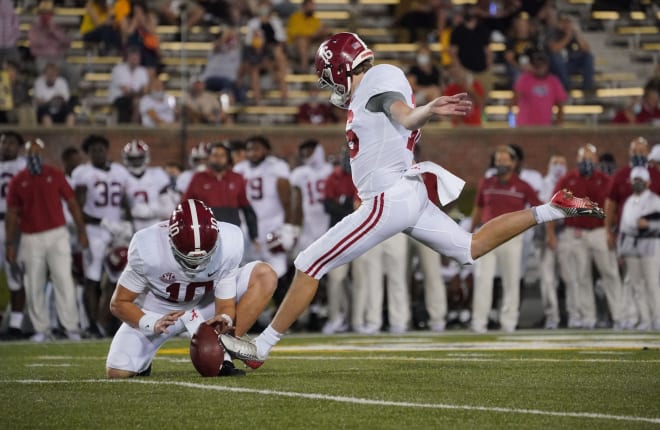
[219,334,265,369]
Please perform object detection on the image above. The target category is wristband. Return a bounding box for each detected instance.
[138,313,159,335]
[218,313,233,327]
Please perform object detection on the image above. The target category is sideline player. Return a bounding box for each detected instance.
[220,33,605,368]
[105,199,276,378]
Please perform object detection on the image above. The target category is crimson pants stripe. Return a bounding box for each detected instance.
[307,193,385,278]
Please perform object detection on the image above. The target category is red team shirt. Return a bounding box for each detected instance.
[554,170,611,229]
[475,174,541,224]
[182,169,250,208]
[7,164,74,233]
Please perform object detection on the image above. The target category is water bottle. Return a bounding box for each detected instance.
[507,111,516,128]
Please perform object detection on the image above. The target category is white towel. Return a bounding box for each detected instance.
[404,161,465,206]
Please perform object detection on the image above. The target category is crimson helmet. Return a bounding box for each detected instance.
[168,199,219,275]
[122,139,150,176]
[315,32,374,109]
[104,246,129,283]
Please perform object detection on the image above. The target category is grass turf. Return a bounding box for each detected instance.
[0,330,658,429]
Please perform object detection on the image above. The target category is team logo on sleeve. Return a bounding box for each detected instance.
[160,272,176,282]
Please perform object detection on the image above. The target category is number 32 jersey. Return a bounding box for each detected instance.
[346,64,418,201]
[118,221,244,314]
[71,162,133,222]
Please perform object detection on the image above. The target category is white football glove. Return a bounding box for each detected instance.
[279,223,301,252]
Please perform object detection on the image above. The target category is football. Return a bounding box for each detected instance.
[189,323,225,377]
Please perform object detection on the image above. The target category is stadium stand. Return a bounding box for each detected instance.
[6,0,658,126]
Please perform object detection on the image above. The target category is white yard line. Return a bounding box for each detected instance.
[271,355,660,363]
[7,379,660,425]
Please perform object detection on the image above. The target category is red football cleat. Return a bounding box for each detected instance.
[550,189,605,219]
[219,334,265,369]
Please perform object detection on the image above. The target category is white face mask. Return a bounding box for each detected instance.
[549,163,566,180]
[417,54,430,66]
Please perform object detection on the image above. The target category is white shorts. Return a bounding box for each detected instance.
[83,224,112,282]
[295,177,473,279]
[105,261,258,374]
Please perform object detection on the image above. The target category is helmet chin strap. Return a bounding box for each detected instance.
[329,73,352,109]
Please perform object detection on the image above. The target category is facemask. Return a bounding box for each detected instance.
[304,10,314,17]
[630,154,647,167]
[151,91,165,99]
[632,103,641,115]
[549,164,566,180]
[578,160,594,177]
[631,181,646,194]
[27,155,43,175]
[495,165,512,177]
[40,14,52,26]
[417,54,430,66]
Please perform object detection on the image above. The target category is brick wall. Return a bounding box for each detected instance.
[9,124,657,203]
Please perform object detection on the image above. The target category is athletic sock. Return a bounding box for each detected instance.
[255,325,282,359]
[532,203,566,224]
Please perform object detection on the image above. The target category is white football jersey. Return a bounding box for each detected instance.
[118,221,244,314]
[234,156,290,241]
[347,64,418,200]
[71,162,133,222]
[0,156,27,214]
[289,161,332,249]
[126,166,172,231]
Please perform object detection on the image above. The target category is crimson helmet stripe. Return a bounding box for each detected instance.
[187,199,202,251]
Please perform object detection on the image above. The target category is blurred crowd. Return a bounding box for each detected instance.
[1,0,659,127]
[1,130,659,342]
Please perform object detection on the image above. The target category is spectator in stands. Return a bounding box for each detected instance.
[635,84,660,125]
[29,1,78,91]
[243,0,289,104]
[108,46,149,123]
[0,0,20,67]
[153,0,205,30]
[138,78,176,127]
[545,11,595,94]
[510,51,566,126]
[6,138,88,342]
[549,144,624,329]
[286,0,329,73]
[617,167,660,331]
[407,44,443,105]
[121,1,161,75]
[611,97,641,125]
[33,62,75,127]
[503,12,541,88]
[649,145,660,173]
[443,64,485,126]
[184,77,229,125]
[394,0,443,43]
[296,85,338,125]
[449,7,494,95]
[0,61,33,125]
[470,145,542,333]
[202,26,246,104]
[80,0,121,55]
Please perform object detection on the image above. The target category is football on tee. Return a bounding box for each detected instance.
[190,323,225,377]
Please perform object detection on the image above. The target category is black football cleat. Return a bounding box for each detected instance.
[136,363,152,377]
[218,360,246,377]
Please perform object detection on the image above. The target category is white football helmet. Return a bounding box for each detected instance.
[122,139,150,176]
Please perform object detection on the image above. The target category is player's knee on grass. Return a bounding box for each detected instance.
[106,367,137,379]
[105,352,140,378]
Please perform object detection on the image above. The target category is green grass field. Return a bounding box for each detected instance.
[1,330,659,429]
